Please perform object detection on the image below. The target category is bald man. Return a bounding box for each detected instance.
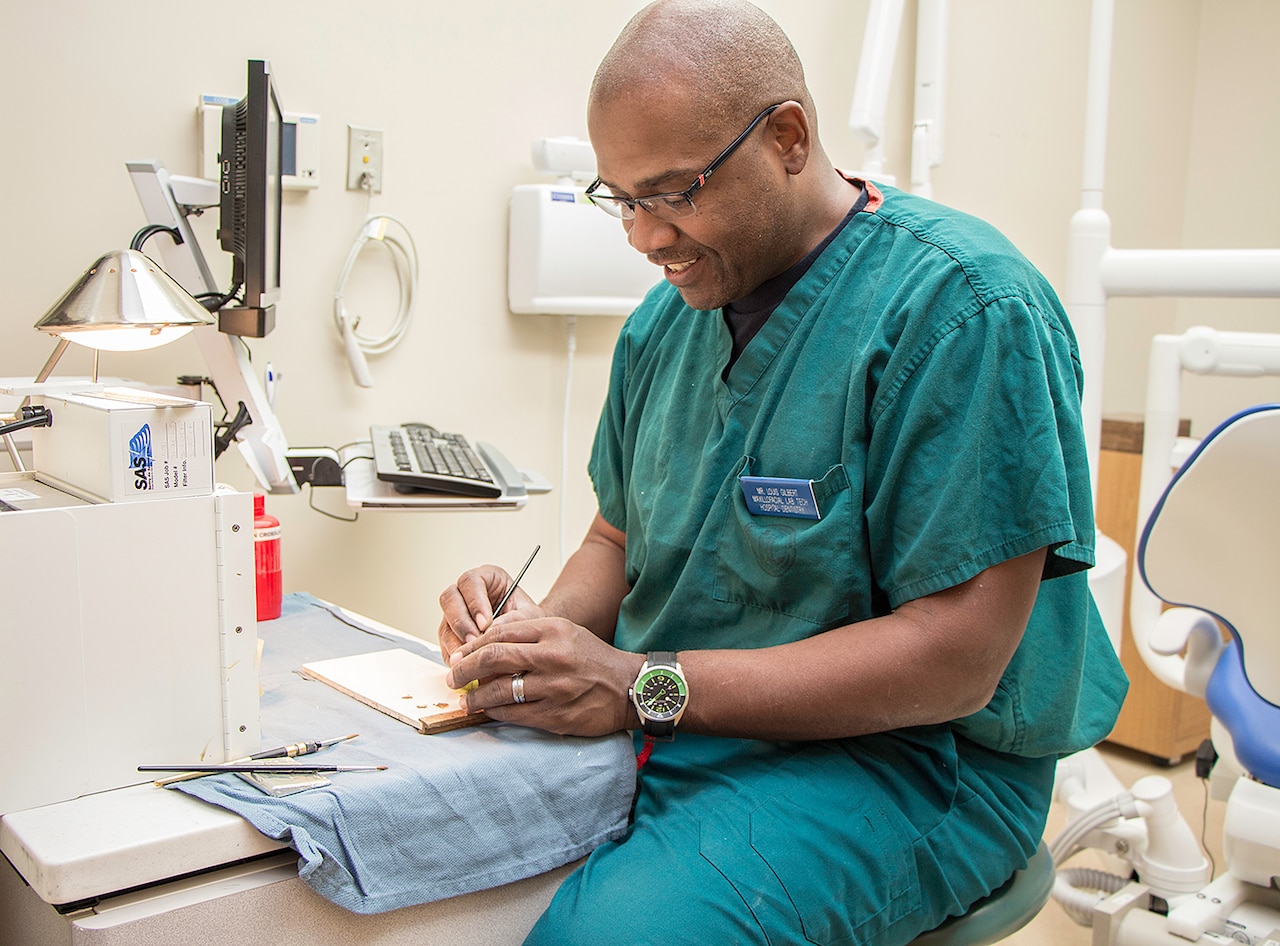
[440,2,1127,942]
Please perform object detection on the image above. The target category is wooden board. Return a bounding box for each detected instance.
[300,648,489,734]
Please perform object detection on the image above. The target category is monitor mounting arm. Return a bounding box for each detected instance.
[127,159,297,494]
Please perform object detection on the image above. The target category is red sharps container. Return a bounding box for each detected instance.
[254,494,282,621]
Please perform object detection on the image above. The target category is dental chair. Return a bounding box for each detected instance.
[1052,398,1280,944]
[1047,327,1280,944]
[1119,401,1280,941]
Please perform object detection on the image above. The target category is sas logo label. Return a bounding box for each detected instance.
[129,424,154,491]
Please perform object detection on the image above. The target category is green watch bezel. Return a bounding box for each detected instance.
[632,664,688,721]
[631,652,688,741]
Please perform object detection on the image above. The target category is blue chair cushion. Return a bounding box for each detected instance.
[1206,639,1280,788]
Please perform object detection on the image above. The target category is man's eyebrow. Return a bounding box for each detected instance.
[603,166,701,196]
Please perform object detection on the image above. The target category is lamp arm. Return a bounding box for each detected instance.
[33,337,71,386]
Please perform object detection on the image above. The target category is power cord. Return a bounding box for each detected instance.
[0,406,54,437]
[1195,738,1218,880]
[559,316,578,566]
[129,224,182,253]
[129,224,243,312]
[333,202,419,387]
[292,442,372,523]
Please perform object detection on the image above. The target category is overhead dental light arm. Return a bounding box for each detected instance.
[909,0,947,198]
[1065,0,1280,503]
[848,0,949,195]
[126,160,297,494]
[848,0,905,181]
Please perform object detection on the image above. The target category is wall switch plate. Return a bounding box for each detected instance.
[347,125,384,193]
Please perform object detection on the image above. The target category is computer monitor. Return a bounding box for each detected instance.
[217,59,283,338]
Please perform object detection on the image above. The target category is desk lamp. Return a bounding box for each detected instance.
[2,248,215,470]
[32,248,215,384]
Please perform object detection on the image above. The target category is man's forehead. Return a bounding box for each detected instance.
[592,146,707,196]
[588,88,721,191]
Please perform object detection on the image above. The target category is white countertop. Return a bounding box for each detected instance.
[0,601,417,907]
[0,780,287,906]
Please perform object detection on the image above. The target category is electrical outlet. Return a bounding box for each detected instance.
[346,125,384,193]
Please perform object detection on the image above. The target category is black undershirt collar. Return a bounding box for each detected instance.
[721,185,870,378]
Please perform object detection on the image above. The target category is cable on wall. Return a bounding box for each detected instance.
[559,315,577,566]
[333,211,419,387]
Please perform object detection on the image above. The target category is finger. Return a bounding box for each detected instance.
[446,638,518,688]
[487,594,544,631]
[439,567,511,642]
[446,626,544,688]
[450,618,546,659]
[439,584,483,643]
[458,568,513,633]
[437,616,465,663]
[462,671,535,714]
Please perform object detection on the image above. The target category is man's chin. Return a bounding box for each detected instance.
[674,285,731,312]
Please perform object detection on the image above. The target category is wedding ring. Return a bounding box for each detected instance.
[511,671,527,704]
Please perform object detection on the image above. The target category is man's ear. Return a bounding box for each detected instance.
[768,101,811,175]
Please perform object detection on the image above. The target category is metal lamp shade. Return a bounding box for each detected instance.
[34,249,214,351]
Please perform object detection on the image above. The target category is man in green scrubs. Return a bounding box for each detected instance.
[440,1,1128,942]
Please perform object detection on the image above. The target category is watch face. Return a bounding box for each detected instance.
[635,667,687,720]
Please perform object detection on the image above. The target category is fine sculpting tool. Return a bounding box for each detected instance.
[248,733,360,760]
[151,734,360,787]
[491,544,540,622]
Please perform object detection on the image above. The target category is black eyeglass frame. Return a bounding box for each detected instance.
[585,102,785,221]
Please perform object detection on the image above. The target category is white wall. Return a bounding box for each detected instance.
[3,1,1277,640]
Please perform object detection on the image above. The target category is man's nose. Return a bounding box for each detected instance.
[625,207,679,256]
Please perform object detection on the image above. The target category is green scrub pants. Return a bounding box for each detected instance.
[524,728,1054,946]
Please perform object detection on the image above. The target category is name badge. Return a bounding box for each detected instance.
[740,476,821,520]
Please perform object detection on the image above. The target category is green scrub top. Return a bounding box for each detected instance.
[589,181,1127,760]
[533,181,1130,946]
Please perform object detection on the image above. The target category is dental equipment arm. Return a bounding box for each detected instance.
[1129,329,1280,696]
[847,0,949,196]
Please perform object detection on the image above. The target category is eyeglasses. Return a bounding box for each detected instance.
[585,103,784,221]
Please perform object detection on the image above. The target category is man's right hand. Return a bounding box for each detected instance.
[437,564,542,662]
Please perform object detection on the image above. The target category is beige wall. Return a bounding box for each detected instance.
[2,1,1276,639]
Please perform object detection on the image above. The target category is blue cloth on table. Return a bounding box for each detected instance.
[175,593,636,915]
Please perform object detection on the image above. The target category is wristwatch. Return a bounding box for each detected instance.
[629,651,688,740]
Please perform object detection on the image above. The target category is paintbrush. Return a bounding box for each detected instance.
[151,734,359,786]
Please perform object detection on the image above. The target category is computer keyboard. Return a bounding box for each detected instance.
[370,423,505,498]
